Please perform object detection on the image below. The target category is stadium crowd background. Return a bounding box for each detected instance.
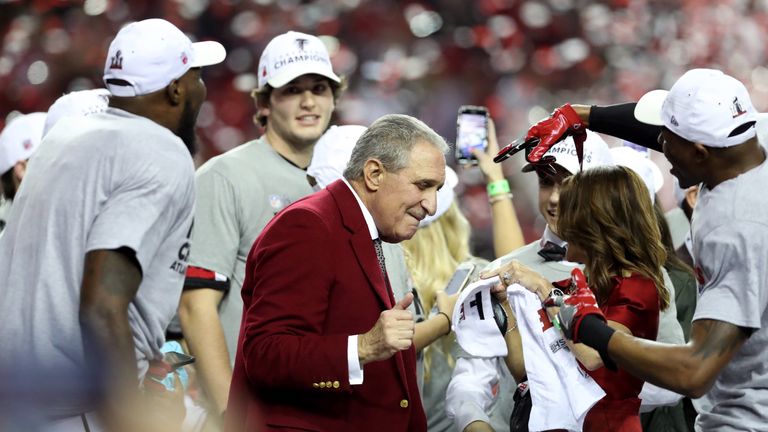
[2,0,767,258]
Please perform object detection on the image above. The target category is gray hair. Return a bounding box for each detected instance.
[343,114,448,181]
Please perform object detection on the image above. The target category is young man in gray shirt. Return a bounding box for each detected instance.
[178,31,346,418]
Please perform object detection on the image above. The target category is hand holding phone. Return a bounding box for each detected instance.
[444,262,476,295]
[455,105,489,165]
[159,351,195,391]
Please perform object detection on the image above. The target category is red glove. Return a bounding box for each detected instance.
[544,268,605,342]
[525,104,587,168]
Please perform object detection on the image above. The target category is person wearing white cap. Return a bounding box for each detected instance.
[447,132,687,431]
[177,30,344,421]
[447,131,614,432]
[0,18,225,431]
[0,111,46,233]
[520,68,768,431]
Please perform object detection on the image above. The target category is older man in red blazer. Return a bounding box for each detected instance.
[226,114,448,431]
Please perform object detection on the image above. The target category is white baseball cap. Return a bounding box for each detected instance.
[634,69,758,148]
[43,89,111,137]
[0,112,47,174]
[103,18,226,97]
[522,130,614,175]
[257,31,340,90]
[419,166,458,227]
[308,125,368,189]
[610,146,664,204]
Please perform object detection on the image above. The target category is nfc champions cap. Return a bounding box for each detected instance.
[257,31,340,90]
[103,18,226,97]
[634,69,758,148]
[522,130,614,175]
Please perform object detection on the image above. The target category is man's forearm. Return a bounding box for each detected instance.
[80,249,142,387]
[179,290,232,414]
[584,318,748,398]
[80,306,139,387]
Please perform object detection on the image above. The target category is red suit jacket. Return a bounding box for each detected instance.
[226,180,427,432]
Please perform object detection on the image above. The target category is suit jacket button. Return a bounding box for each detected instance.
[313,383,319,388]
[400,399,409,408]
[325,381,332,388]
[332,381,340,388]
[319,382,326,388]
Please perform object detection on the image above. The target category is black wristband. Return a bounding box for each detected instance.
[437,311,452,335]
[578,314,618,371]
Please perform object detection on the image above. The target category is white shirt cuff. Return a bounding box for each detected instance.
[348,335,364,385]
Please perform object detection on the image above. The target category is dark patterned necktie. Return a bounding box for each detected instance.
[373,238,387,276]
[538,241,567,262]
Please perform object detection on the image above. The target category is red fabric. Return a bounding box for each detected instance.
[185,265,217,280]
[584,274,660,432]
[225,180,426,432]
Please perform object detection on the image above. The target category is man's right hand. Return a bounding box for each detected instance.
[524,103,588,164]
[358,293,415,366]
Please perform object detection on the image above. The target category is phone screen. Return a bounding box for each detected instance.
[456,111,488,163]
[445,266,474,295]
[163,351,195,370]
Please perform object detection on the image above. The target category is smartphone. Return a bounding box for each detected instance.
[455,105,489,165]
[444,262,476,295]
[163,351,195,371]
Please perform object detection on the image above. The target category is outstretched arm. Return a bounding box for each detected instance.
[604,317,749,398]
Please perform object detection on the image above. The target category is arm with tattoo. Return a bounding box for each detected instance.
[606,318,749,398]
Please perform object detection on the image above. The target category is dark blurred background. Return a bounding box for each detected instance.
[2,0,767,258]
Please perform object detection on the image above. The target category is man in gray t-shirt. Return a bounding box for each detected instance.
[522,69,768,432]
[0,19,225,428]
[178,30,345,416]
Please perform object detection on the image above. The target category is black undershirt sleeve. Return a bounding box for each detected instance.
[589,103,663,152]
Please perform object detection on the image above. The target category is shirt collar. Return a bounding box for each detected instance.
[342,179,379,241]
[539,225,567,248]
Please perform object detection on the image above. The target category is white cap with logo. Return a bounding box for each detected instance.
[257,31,340,90]
[634,68,758,148]
[103,18,226,97]
[43,89,111,137]
[0,112,47,174]
[522,130,614,175]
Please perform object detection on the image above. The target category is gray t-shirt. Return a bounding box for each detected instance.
[691,158,768,431]
[0,108,195,416]
[189,138,314,360]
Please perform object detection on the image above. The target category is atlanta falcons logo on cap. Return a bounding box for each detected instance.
[295,38,308,50]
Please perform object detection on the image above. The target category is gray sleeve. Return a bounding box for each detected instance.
[86,152,195,274]
[188,167,241,278]
[693,223,768,329]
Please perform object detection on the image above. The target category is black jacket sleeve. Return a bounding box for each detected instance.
[588,103,663,152]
